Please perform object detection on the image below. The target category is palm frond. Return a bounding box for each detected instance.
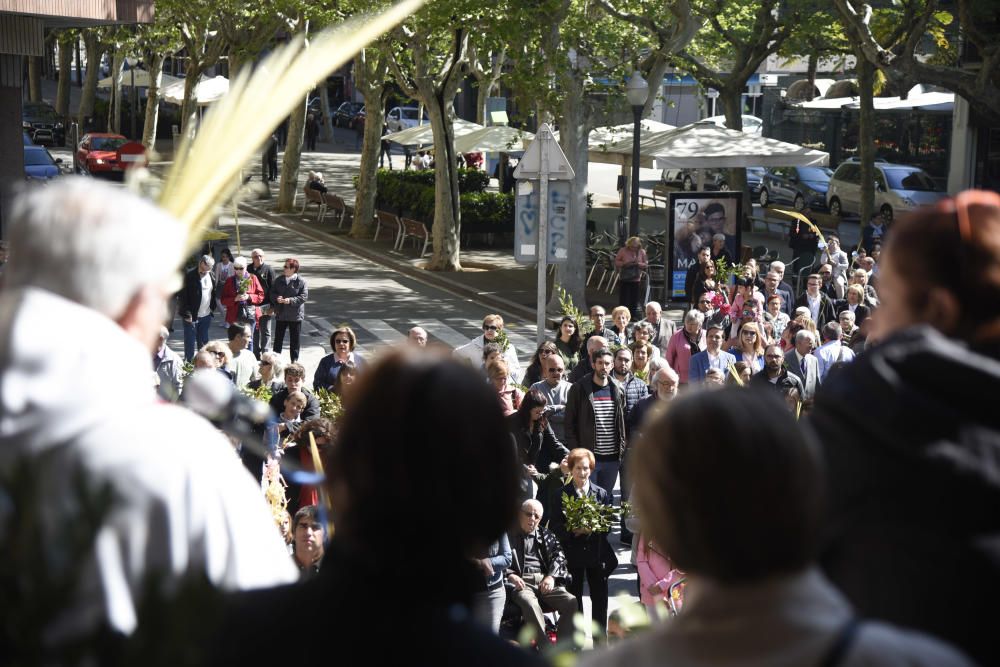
[158,0,426,252]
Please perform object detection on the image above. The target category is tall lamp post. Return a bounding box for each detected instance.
[125,56,138,140]
[626,70,648,239]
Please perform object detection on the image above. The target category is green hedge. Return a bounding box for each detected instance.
[367,168,512,232]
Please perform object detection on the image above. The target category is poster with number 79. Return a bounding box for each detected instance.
[668,191,743,303]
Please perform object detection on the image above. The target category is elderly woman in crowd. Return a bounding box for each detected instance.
[630,340,656,381]
[835,283,872,325]
[523,341,559,387]
[487,358,524,416]
[666,310,706,386]
[583,389,972,667]
[632,321,661,359]
[248,351,285,393]
[848,268,879,309]
[219,256,265,346]
[551,447,617,642]
[765,293,790,341]
[314,326,366,391]
[609,306,634,346]
[554,316,583,372]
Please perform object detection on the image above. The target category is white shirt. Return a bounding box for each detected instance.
[230,348,260,388]
[0,288,297,642]
[197,271,213,318]
[806,292,821,323]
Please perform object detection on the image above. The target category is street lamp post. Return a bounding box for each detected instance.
[626,70,648,239]
[125,56,138,140]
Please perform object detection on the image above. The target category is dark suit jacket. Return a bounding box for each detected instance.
[763,288,794,316]
[795,292,837,328]
[784,349,820,400]
[834,300,871,324]
[551,482,617,572]
[177,267,217,319]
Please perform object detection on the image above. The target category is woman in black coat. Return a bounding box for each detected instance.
[507,389,569,502]
[551,447,618,640]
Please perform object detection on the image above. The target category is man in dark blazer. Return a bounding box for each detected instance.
[795,273,837,328]
[177,254,217,361]
[784,329,821,402]
[763,270,794,317]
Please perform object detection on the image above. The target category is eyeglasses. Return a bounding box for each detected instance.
[482,325,499,331]
[234,267,245,271]
[521,510,541,518]
[260,361,271,367]
[742,332,757,338]
[283,264,295,269]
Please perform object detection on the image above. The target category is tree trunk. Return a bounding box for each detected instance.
[857,57,876,224]
[56,37,73,127]
[77,31,103,131]
[320,86,334,141]
[425,99,463,271]
[27,56,42,102]
[549,71,589,312]
[74,36,82,87]
[180,63,202,140]
[142,53,164,149]
[109,51,124,134]
[352,88,384,237]
[806,52,818,101]
[475,78,490,126]
[720,88,750,229]
[277,96,308,212]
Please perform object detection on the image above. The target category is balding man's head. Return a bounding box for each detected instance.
[519,498,543,532]
[408,326,428,347]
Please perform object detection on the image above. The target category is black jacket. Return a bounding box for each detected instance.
[248,262,277,307]
[177,267,217,320]
[508,415,569,479]
[834,300,871,325]
[506,525,571,585]
[809,326,1000,666]
[551,481,617,572]
[564,375,627,461]
[749,367,804,395]
[795,291,837,328]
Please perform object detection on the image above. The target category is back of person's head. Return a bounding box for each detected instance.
[5,178,186,320]
[822,321,842,342]
[632,389,825,584]
[326,350,520,562]
[883,190,1000,340]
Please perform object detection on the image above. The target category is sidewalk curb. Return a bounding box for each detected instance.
[237,202,542,325]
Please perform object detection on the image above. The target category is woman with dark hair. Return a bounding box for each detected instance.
[331,360,357,399]
[551,447,617,643]
[523,341,559,387]
[555,316,582,371]
[271,257,308,363]
[313,326,366,391]
[211,350,541,666]
[809,191,1000,666]
[508,389,569,500]
[690,260,719,307]
[584,389,972,667]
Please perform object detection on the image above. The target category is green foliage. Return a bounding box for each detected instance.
[239,382,273,405]
[494,328,511,355]
[714,257,745,286]
[367,168,513,230]
[561,494,628,533]
[313,388,344,422]
[555,283,594,337]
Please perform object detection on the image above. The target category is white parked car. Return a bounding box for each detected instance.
[386,106,429,132]
[826,160,946,222]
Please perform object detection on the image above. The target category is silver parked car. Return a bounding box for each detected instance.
[826,160,946,222]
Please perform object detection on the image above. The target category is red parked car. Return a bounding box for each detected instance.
[75,133,147,177]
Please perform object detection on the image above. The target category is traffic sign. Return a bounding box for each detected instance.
[513,124,575,181]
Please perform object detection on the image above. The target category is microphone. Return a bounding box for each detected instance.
[182,369,271,442]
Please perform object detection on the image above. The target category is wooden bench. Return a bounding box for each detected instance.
[374,210,402,245]
[397,217,432,258]
[323,192,347,229]
[301,185,326,220]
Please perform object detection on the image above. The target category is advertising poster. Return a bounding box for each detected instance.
[668,192,743,301]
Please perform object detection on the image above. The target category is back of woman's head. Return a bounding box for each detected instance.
[327,350,520,560]
[632,388,824,584]
[884,190,1000,339]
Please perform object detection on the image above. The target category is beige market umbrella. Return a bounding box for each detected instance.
[384,118,482,146]
[98,68,182,89]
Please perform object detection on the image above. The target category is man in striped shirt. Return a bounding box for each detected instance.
[564,347,627,496]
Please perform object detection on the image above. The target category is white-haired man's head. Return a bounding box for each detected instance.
[5,178,187,346]
[518,498,544,533]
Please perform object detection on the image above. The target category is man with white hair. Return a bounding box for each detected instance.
[643,301,676,357]
[154,325,184,401]
[785,329,821,401]
[505,498,577,644]
[769,260,795,297]
[178,253,217,361]
[408,326,428,347]
[0,179,297,646]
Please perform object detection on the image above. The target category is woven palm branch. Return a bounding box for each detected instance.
[158,0,425,252]
[773,209,828,249]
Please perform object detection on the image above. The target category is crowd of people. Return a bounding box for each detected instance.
[1,178,997,667]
